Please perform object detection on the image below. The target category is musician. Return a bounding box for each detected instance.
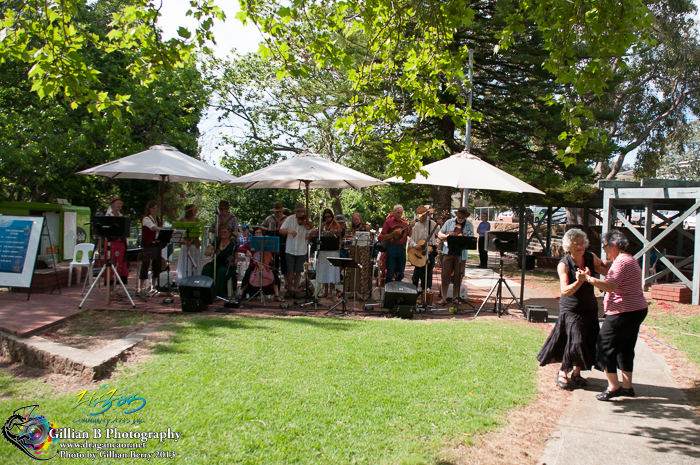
[348,212,370,233]
[261,201,289,278]
[202,224,237,298]
[279,202,315,299]
[175,204,201,283]
[238,225,251,247]
[104,197,129,288]
[237,226,283,301]
[336,214,349,259]
[209,200,240,238]
[380,204,412,283]
[477,213,491,268]
[139,200,163,297]
[437,207,473,305]
[407,205,438,292]
[316,209,342,298]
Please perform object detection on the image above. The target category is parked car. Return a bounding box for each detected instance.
[533,207,567,225]
[498,210,517,221]
[684,212,697,229]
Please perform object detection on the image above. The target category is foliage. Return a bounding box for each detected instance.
[0,0,224,114]
[0,1,210,220]
[239,0,655,169]
[642,120,700,181]
[0,316,544,464]
[590,0,700,179]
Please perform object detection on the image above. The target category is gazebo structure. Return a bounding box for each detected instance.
[599,179,699,305]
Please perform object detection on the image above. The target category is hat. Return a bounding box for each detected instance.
[335,214,347,223]
[293,202,306,212]
[241,224,249,230]
[218,200,230,209]
[271,201,285,212]
[455,207,471,218]
[416,205,433,217]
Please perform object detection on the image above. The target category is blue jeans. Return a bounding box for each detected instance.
[385,242,406,283]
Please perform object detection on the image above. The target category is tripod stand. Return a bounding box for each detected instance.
[80,238,135,309]
[474,252,522,318]
[325,257,361,315]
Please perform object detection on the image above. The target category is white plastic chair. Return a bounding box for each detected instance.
[68,243,95,287]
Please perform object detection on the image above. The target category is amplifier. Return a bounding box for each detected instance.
[525,305,548,323]
[182,299,208,312]
[391,305,414,319]
[383,281,418,309]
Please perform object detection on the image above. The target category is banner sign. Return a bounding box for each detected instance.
[0,215,43,288]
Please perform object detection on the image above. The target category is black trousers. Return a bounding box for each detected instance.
[478,236,488,267]
[412,251,436,289]
[596,308,648,373]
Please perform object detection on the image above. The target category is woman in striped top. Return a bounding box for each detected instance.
[585,230,648,401]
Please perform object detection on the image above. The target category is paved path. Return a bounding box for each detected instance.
[538,336,700,465]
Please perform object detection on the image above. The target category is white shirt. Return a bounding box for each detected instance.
[281,215,310,256]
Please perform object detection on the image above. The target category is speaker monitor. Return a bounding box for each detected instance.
[486,231,519,253]
[93,216,131,239]
[383,281,418,309]
[179,275,216,312]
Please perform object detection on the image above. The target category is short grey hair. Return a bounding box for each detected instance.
[393,205,403,213]
[562,228,589,253]
[602,230,629,252]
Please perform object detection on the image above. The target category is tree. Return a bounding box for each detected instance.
[588,0,700,179]
[0,0,210,218]
[0,0,223,114]
[648,120,700,181]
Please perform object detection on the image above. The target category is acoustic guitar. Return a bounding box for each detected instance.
[382,220,416,242]
[408,240,434,267]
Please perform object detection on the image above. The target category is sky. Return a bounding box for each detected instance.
[157,0,700,170]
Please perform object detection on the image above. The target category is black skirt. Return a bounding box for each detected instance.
[537,310,600,372]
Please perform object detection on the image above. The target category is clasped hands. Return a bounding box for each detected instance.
[576,267,592,284]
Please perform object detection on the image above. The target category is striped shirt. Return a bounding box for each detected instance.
[603,253,648,315]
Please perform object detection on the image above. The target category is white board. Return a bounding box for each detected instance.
[0,216,44,288]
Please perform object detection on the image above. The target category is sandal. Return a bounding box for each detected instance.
[556,372,572,390]
[317,292,327,298]
[571,373,588,387]
[274,296,284,302]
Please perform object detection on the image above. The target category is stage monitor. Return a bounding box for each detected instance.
[179,275,216,305]
[486,231,519,253]
[382,281,418,309]
[93,216,131,239]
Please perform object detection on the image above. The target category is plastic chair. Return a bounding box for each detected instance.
[69,243,95,287]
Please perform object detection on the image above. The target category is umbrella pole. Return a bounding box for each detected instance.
[305,181,310,216]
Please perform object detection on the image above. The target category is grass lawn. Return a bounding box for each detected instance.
[1,317,545,464]
[645,301,700,368]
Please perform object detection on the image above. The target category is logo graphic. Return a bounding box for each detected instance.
[2,405,60,461]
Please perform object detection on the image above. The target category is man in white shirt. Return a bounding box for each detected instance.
[279,202,316,298]
[407,205,438,292]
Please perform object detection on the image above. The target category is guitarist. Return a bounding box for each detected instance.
[437,207,474,305]
[380,205,412,283]
[407,205,438,292]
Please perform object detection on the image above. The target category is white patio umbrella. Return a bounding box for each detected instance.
[383,150,544,195]
[77,144,239,214]
[227,151,388,214]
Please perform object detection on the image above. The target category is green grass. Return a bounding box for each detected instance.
[646,302,700,367]
[1,317,544,464]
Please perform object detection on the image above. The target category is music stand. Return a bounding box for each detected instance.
[155,229,175,302]
[246,235,280,306]
[444,235,477,309]
[325,257,361,315]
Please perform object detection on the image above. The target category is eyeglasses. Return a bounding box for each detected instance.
[602,243,612,250]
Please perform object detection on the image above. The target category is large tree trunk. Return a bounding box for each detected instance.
[329,188,343,215]
[433,185,453,222]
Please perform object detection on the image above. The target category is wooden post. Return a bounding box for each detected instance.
[642,200,652,290]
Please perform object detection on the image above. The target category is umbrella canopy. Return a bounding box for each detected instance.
[77,144,238,184]
[228,151,387,189]
[227,151,387,214]
[384,150,544,195]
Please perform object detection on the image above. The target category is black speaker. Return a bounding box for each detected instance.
[179,275,215,312]
[486,231,518,253]
[383,282,418,309]
[93,216,131,239]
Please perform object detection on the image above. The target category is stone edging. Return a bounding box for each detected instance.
[0,324,161,380]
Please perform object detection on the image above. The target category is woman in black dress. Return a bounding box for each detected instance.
[537,229,611,389]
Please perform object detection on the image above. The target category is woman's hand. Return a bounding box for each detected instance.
[204,245,214,256]
[576,267,591,284]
